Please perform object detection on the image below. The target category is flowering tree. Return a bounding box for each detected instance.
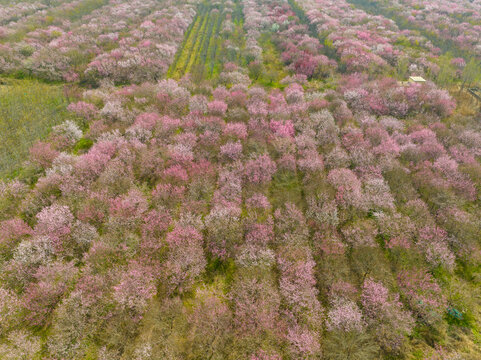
[244,154,277,185]
[361,278,414,353]
[113,264,156,320]
[35,204,73,252]
[327,168,365,209]
[23,262,76,326]
[397,269,447,325]
[164,226,206,294]
[326,299,365,332]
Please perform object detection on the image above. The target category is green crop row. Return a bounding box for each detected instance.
[168,7,207,79]
[184,10,211,76]
[168,1,237,82]
[168,0,263,82]
[204,12,223,78]
[190,10,220,81]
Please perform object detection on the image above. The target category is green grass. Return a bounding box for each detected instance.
[0,79,70,178]
[269,170,304,209]
[256,34,288,88]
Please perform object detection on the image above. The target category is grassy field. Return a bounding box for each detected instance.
[0,79,70,178]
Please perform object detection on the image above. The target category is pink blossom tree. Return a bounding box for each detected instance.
[164,226,206,294]
[113,263,156,320]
